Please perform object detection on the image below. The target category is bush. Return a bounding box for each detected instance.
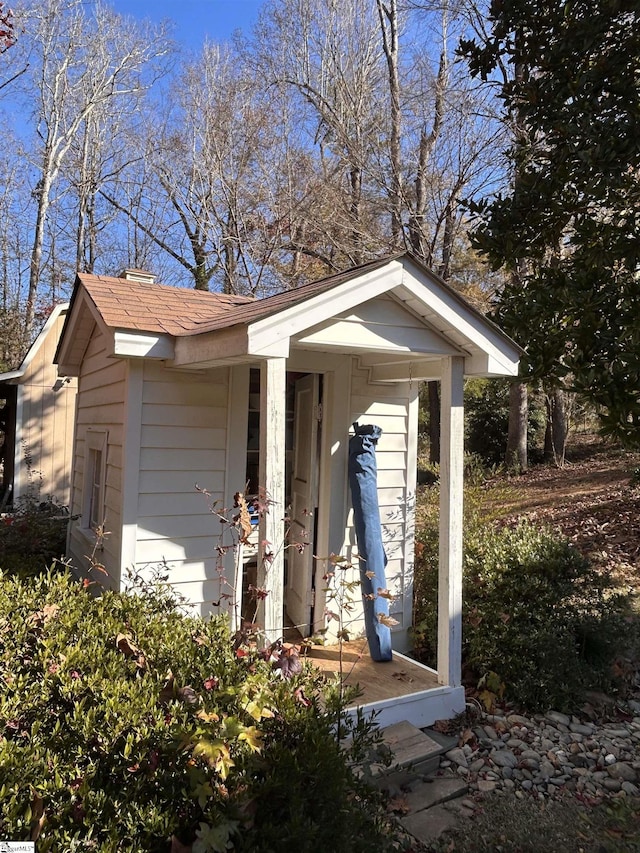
[0,570,398,852]
[413,496,632,711]
[0,497,68,578]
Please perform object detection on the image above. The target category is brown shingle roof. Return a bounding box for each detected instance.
[77,273,254,336]
[76,257,399,337]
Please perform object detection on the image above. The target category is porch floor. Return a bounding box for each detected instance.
[306,640,439,705]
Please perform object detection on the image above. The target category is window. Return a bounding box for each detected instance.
[83,430,107,531]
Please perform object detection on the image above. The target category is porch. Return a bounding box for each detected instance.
[307,640,465,729]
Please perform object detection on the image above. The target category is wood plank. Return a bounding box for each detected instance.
[142,379,229,407]
[138,469,224,495]
[307,642,438,704]
[141,404,228,428]
[258,358,286,643]
[140,425,226,449]
[438,356,464,688]
[139,448,226,471]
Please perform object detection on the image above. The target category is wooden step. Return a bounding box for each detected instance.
[380,720,450,776]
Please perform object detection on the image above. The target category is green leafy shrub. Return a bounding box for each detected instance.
[0,570,398,852]
[413,495,632,711]
[0,497,68,578]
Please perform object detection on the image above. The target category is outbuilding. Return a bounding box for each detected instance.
[0,304,77,508]
[56,254,521,727]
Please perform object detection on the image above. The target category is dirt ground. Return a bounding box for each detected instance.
[419,434,640,853]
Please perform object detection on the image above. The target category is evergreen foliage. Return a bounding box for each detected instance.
[461,0,640,446]
[0,570,398,852]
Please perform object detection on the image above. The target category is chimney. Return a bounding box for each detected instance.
[119,268,157,284]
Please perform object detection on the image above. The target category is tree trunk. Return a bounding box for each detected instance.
[428,380,440,464]
[506,381,527,472]
[376,0,402,242]
[544,386,568,467]
[26,168,53,338]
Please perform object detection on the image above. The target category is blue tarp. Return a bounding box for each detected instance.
[348,423,392,662]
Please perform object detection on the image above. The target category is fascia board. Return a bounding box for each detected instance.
[113,330,174,359]
[171,325,250,368]
[1,303,69,382]
[464,351,520,377]
[247,261,404,355]
[400,264,522,373]
[0,369,24,384]
[56,289,111,370]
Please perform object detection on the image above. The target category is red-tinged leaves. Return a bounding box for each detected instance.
[377,613,399,627]
[273,645,302,679]
[203,676,219,691]
[387,795,410,815]
[247,584,268,601]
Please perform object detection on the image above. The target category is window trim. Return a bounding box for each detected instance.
[82,429,108,533]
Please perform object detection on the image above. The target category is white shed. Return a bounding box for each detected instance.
[56,254,521,728]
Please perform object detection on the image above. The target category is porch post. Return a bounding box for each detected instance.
[258,357,286,643]
[437,356,464,687]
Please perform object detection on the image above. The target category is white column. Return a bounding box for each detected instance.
[258,357,287,643]
[437,356,464,687]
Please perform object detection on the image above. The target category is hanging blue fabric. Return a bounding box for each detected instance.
[348,423,392,662]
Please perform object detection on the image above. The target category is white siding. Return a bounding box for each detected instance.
[132,363,232,619]
[67,327,125,586]
[343,361,416,651]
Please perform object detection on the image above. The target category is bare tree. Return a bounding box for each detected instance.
[16,0,172,335]
[254,0,388,269]
[103,42,288,294]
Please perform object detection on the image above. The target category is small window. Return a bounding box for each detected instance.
[83,430,107,531]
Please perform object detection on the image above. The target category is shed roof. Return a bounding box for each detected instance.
[56,254,522,378]
[75,273,253,335]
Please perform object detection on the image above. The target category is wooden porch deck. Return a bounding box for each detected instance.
[304,640,464,728]
[306,640,439,705]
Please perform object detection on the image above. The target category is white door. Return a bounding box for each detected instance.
[286,373,320,636]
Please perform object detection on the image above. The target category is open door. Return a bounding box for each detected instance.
[286,373,320,636]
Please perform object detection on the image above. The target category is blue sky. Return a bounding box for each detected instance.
[110,0,265,48]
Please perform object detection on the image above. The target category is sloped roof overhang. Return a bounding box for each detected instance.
[55,255,522,381]
[169,255,522,380]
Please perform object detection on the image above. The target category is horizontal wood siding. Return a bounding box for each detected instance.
[14,311,77,504]
[345,361,415,650]
[133,363,232,618]
[67,328,125,587]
